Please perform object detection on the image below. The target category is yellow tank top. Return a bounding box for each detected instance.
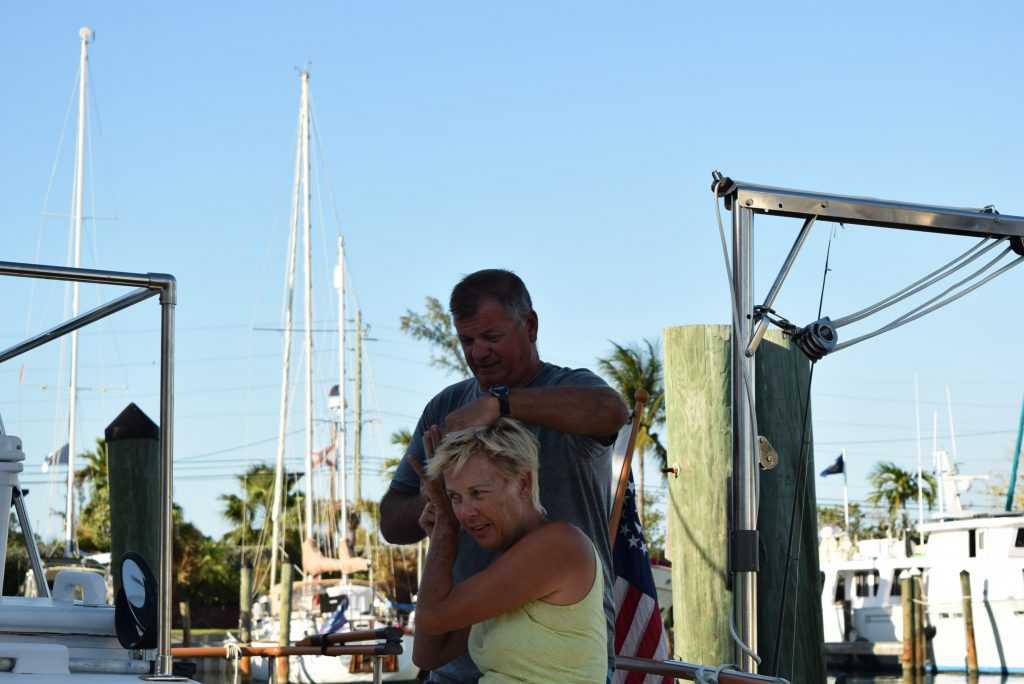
[467,542,606,683]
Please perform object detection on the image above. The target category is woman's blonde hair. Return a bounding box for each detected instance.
[427,417,545,515]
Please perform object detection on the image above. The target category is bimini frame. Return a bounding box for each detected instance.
[0,260,178,680]
[712,173,1024,672]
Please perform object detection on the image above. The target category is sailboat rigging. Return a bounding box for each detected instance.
[245,68,418,683]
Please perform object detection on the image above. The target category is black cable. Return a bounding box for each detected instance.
[771,225,836,677]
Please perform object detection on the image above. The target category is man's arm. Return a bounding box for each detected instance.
[379,486,428,545]
[445,385,628,442]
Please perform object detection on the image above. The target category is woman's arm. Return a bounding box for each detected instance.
[411,514,471,669]
[414,521,595,635]
[409,429,472,669]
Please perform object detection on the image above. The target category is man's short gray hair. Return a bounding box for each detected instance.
[449,269,533,325]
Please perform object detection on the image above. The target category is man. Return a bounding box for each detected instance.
[381,269,628,683]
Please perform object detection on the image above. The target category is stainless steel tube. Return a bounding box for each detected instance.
[156,277,176,677]
[731,205,758,671]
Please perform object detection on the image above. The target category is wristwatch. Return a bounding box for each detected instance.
[489,384,511,417]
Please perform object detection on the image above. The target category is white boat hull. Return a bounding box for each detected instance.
[820,513,1024,675]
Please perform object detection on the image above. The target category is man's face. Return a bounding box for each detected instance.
[454,298,538,389]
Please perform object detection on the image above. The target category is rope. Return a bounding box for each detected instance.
[832,237,998,328]
[695,663,733,683]
[834,247,1024,352]
[225,642,242,684]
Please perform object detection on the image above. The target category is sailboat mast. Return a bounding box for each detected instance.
[335,237,348,548]
[301,70,314,543]
[354,310,362,505]
[270,75,305,591]
[65,26,93,557]
[915,375,923,531]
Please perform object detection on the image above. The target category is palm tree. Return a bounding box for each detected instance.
[219,463,302,548]
[383,428,413,480]
[597,339,667,521]
[75,438,110,552]
[867,461,937,535]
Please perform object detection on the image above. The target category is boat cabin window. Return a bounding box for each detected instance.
[969,528,976,558]
[890,570,903,597]
[1015,528,1024,548]
[834,573,845,603]
[853,570,880,598]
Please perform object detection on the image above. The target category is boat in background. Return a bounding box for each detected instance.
[820,511,1024,674]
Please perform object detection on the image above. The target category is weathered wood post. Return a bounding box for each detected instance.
[277,563,292,682]
[900,571,915,673]
[106,403,160,595]
[912,569,925,672]
[179,601,192,647]
[752,333,826,681]
[239,563,253,680]
[664,325,733,665]
[960,569,978,676]
[663,325,825,680]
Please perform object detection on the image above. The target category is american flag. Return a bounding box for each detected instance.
[612,469,672,684]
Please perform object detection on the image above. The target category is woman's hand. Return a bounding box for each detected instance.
[408,425,457,537]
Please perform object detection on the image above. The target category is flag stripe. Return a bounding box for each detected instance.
[612,467,672,684]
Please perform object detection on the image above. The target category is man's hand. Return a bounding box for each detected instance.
[444,394,499,433]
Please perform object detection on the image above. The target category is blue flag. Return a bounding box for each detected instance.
[820,453,844,477]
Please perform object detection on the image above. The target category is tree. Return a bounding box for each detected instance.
[383,428,412,480]
[816,502,877,541]
[400,296,469,378]
[980,470,1024,511]
[219,462,304,592]
[75,438,110,552]
[597,339,667,521]
[173,504,241,627]
[867,462,937,536]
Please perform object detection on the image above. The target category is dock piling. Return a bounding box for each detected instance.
[960,569,978,676]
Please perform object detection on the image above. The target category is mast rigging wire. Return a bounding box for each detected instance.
[831,237,998,328]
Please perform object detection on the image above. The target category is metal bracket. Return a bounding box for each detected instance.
[730,530,761,572]
[758,436,778,470]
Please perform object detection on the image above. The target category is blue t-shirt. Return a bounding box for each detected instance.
[390,363,615,684]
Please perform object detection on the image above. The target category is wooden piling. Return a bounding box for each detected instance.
[900,571,914,673]
[277,564,292,682]
[663,325,825,680]
[751,332,826,682]
[239,563,252,680]
[663,325,734,666]
[179,601,192,647]
[960,569,978,676]
[106,403,160,594]
[912,570,925,672]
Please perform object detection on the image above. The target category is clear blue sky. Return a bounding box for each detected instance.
[2,2,1023,541]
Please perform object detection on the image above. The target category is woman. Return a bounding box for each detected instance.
[410,418,607,683]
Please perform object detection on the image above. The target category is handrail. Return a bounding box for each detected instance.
[0,260,178,678]
[295,626,403,647]
[172,643,402,659]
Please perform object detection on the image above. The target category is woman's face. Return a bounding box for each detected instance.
[443,451,531,551]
